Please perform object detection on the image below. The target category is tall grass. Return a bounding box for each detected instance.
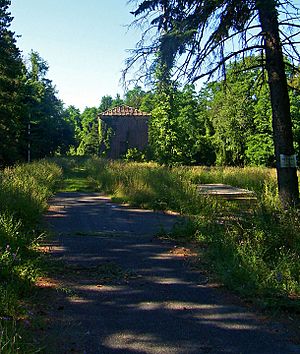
[0,160,62,352]
[82,157,300,307]
[84,158,221,215]
[177,166,300,304]
[185,166,279,209]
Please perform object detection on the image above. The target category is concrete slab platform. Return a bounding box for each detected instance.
[197,184,257,200]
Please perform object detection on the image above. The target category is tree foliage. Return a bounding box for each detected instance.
[127,0,300,206]
[0,1,76,165]
[205,57,273,166]
[77,107,99,155]
[149,83,214,165]
[24,51,75,158]
[0,0,26,164]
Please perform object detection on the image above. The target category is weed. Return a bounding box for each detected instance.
[0,320,21,354]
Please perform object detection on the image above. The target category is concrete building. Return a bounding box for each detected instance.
[98,105,150,159]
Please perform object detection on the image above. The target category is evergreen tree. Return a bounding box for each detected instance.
[25,51,73,158]
[128,0,300,207]
[0,0,25,165]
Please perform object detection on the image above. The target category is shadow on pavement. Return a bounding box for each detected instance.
[39,192,299,354]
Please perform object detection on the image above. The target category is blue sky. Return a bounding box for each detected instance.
[9,1,300,112]
[10,0,141,111]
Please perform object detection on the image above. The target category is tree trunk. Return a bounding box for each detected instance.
[256,0,299,207]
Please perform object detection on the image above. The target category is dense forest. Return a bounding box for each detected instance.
[1,0,300,169]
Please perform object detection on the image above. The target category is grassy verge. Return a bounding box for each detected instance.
[0,160,62,352]
[78,157,300,310]
[51,156,98,192]
[171,167,300,309]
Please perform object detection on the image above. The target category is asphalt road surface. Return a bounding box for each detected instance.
[42,192,300,354]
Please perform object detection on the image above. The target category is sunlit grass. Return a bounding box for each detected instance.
[0,160,62,352]
[59,167,96,192]
[50,157,98,192]
[83,157,219,215]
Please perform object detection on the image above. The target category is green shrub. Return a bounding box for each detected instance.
[123,147,147,162]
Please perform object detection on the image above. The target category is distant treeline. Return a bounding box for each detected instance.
[1,1,300,167]
[75,56,300,167]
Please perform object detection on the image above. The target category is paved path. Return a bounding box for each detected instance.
[41,192,299,354]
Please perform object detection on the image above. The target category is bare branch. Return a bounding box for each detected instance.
[191,45,264,82]
[124,0,300,88]
[279,22,300,29]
